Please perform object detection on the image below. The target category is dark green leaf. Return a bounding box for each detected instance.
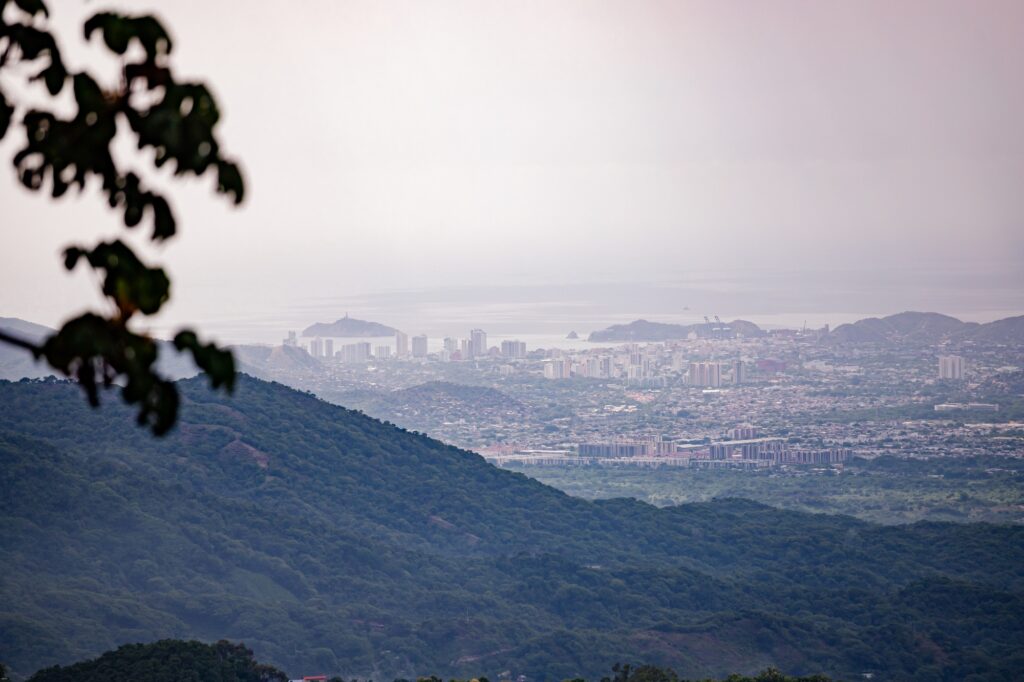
[41,59,66,95]
[0,90,12,140]
[40,313,180,435]
[6,24,58,60]
[84,13,132,54]
[129,15,173,59]
[150,194,176,240]
[83,12,171,61]
[174,330,236,392]
[13,0,48,17]
[63,240,170,317]
[72,72,105,114]
[2,5,244,436]
[217,160,245,204]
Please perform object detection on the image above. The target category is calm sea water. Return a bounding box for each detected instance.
[149,270,1023,347]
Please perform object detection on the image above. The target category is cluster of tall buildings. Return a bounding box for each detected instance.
[687,360,746,387]
[536,344,747,385]
[573,433,851,467]
[709,437,786,460]
[577,437,678,458]
[778,448,854,465]
[501,340,527,359]
[306,339,373,362]
[545,355,615,380]
[708,437,851,465]
[542,359,571,379]
[295,327,534,363]
[727,425,759,439]
[687,361,722,387]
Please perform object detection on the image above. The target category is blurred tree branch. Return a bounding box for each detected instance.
[0,0,243,434]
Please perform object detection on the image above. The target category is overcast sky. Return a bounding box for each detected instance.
[2,0,1022,338]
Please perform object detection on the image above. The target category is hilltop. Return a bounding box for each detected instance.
[301,315,397,337]
[233,344,321,375]
[967,314,1024,344]
[23,640,286,682]
[827,311,975,344]
[588,319,764,342]
[391,380,527,415]
[1,377,1022,680]
[827,311,1024,345]
[335,381,532,446]
[18,639,830,682]
[0,317,52,380]
[0,318,202,381]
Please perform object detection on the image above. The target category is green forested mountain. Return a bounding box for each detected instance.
[24,640,287,682]
[825,311,1024,345]
[16,639,829,682]
[587,319,764,342]
[1,377,1022,681]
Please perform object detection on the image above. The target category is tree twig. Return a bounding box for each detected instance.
[0,329,43,357]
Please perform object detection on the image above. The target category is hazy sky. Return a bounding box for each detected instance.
[2,0,1022,339]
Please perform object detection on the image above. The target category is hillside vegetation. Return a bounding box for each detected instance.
[522,457,1024,525]
[1,377,1023,681]
[588,320,763,342]
[827,311,1024,344]
[13,639,831,682]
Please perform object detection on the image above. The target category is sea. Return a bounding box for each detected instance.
[147,269,1024,350]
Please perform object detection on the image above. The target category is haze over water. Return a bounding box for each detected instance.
[154,266,1024,346]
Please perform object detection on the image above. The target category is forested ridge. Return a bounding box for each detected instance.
[13,639,830,682]
[1,376,1022,681]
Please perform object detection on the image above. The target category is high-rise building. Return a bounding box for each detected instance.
[284,331,297,346]
[375,345,391,360]
[543,359,571,379]
[412,335,429,358]
[443,337,458,352]
[688,361,723,387]
[732,360,746,384]
[470,329,487,357]
[501,340,527,359]
[309,338,323,358]
[340,342,371,363]
[395,331,409,357]
[460,338,472,360]
[939,355,964,380]
[577,437,678,458]
[324,339,334,359]
[728,425,759,440]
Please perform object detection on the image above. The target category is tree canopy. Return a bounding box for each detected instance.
[3,376,1023,680]
[0,0,241,434]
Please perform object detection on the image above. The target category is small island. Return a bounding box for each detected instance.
[302,314,398,337]
[566,331,579,339]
